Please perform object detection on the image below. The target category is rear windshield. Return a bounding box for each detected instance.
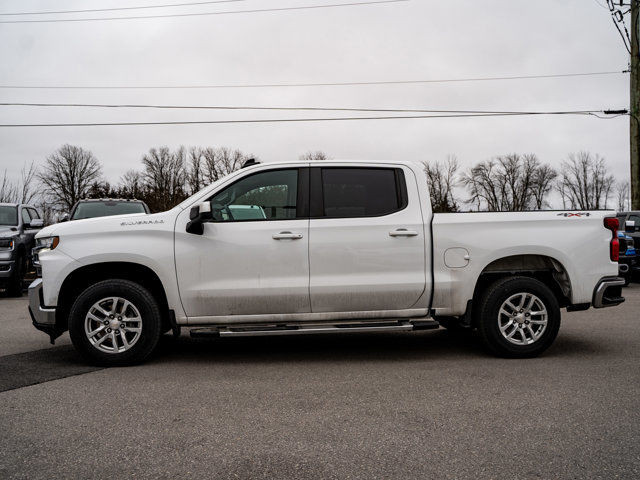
[0,206,18,226]
[71,201,146,220]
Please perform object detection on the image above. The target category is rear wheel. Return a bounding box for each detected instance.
[476,276,561,358]
[68,279,162,366]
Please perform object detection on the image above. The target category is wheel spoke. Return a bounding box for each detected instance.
[525,295,536,311]
[120,332,130,349]
[517,294,527,309]
[526,325,536,339]
[505,300,519,312]
[87,312,104,323]
[519,328,528,344]
[94,334,109,346]
[529,318,546,325]
[111,332,119,351]
[88,325,106,338]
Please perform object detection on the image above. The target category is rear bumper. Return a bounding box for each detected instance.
[592,276,625,308]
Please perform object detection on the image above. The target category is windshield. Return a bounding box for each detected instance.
[0,206,18,226]
[71,201,146,220]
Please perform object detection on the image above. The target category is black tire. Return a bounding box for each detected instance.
[6,254,25,297]
[476,276,561,358]
[623,273,631,287]
[68,279,162,366]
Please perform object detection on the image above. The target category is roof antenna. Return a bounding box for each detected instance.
[241,158,259,169]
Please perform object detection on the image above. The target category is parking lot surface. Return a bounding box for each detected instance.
[1,287,639,479]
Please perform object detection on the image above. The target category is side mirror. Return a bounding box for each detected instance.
[59,213,69,223]
[626,220,636,232]
[28,218,44,229]
[186,202,213,235]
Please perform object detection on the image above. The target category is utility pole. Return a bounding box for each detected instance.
[631,0,640,209]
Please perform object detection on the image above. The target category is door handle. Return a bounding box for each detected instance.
[273,231,303,240]
[389,228,418,237]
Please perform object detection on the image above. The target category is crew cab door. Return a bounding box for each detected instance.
[174,167,310,318]
[308,165,428,312]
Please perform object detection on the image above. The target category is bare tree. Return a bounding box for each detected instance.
[422,156,460,213]
[187,146,252,194]
[462,154,553,211]
[299,151,331,161]
[556,152,615,210]
[17,161,38,204]
[119,170,144,199]
[616,181,630,211]
[531,164,558,209]
[141,146,188,212]
[38,144,103,210]
[0,170,17,203]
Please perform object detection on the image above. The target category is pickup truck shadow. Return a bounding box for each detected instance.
[151,329,608,365]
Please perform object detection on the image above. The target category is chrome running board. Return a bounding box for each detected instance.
[190,320,439,338]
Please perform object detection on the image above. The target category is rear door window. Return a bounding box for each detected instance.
[315,167,406,218]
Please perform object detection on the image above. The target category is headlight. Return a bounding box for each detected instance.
[0,238,14,250]
[35,236,59,252]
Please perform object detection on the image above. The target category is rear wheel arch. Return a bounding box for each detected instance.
[56,262,170,333]
[474,254,571,306]
[440,254,572,329]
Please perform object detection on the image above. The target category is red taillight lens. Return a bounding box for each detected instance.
[604,217,619,262]
[604,217,619,231]
[610,237,620,262]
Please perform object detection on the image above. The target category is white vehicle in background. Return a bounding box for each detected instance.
[29,159,625,366]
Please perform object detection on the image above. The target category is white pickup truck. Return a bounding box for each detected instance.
[29,160,625,366]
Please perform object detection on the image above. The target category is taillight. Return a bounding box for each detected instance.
[604,217,619,262]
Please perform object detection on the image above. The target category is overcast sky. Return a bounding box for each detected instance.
[0,0,631,199]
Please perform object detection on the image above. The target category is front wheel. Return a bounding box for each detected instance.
[68,279,162,366]
[476,276,561,358]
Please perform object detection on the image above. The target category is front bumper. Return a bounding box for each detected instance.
[0,260,14,279]
[28,279,60,343]
[592,276,625,308]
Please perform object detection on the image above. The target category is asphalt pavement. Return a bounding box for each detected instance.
[1,286,639,479]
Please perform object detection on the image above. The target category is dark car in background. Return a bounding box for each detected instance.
[63,198,150,221]
[0,203,43,296]
[617,211,640,282]
[617,230,637,286]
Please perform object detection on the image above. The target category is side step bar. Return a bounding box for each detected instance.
[190,320,440,338]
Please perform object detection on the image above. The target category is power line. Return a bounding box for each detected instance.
[0,102,607,115]
[0,70,627,90]
[0,0,408,24]
[0,111,622,128]
[0,0,247,16]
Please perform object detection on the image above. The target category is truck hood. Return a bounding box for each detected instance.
[0,226,19,238]
[36,210,176,239]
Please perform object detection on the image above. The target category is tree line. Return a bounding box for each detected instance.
[0,144,629,223]
[424,151,628,213]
